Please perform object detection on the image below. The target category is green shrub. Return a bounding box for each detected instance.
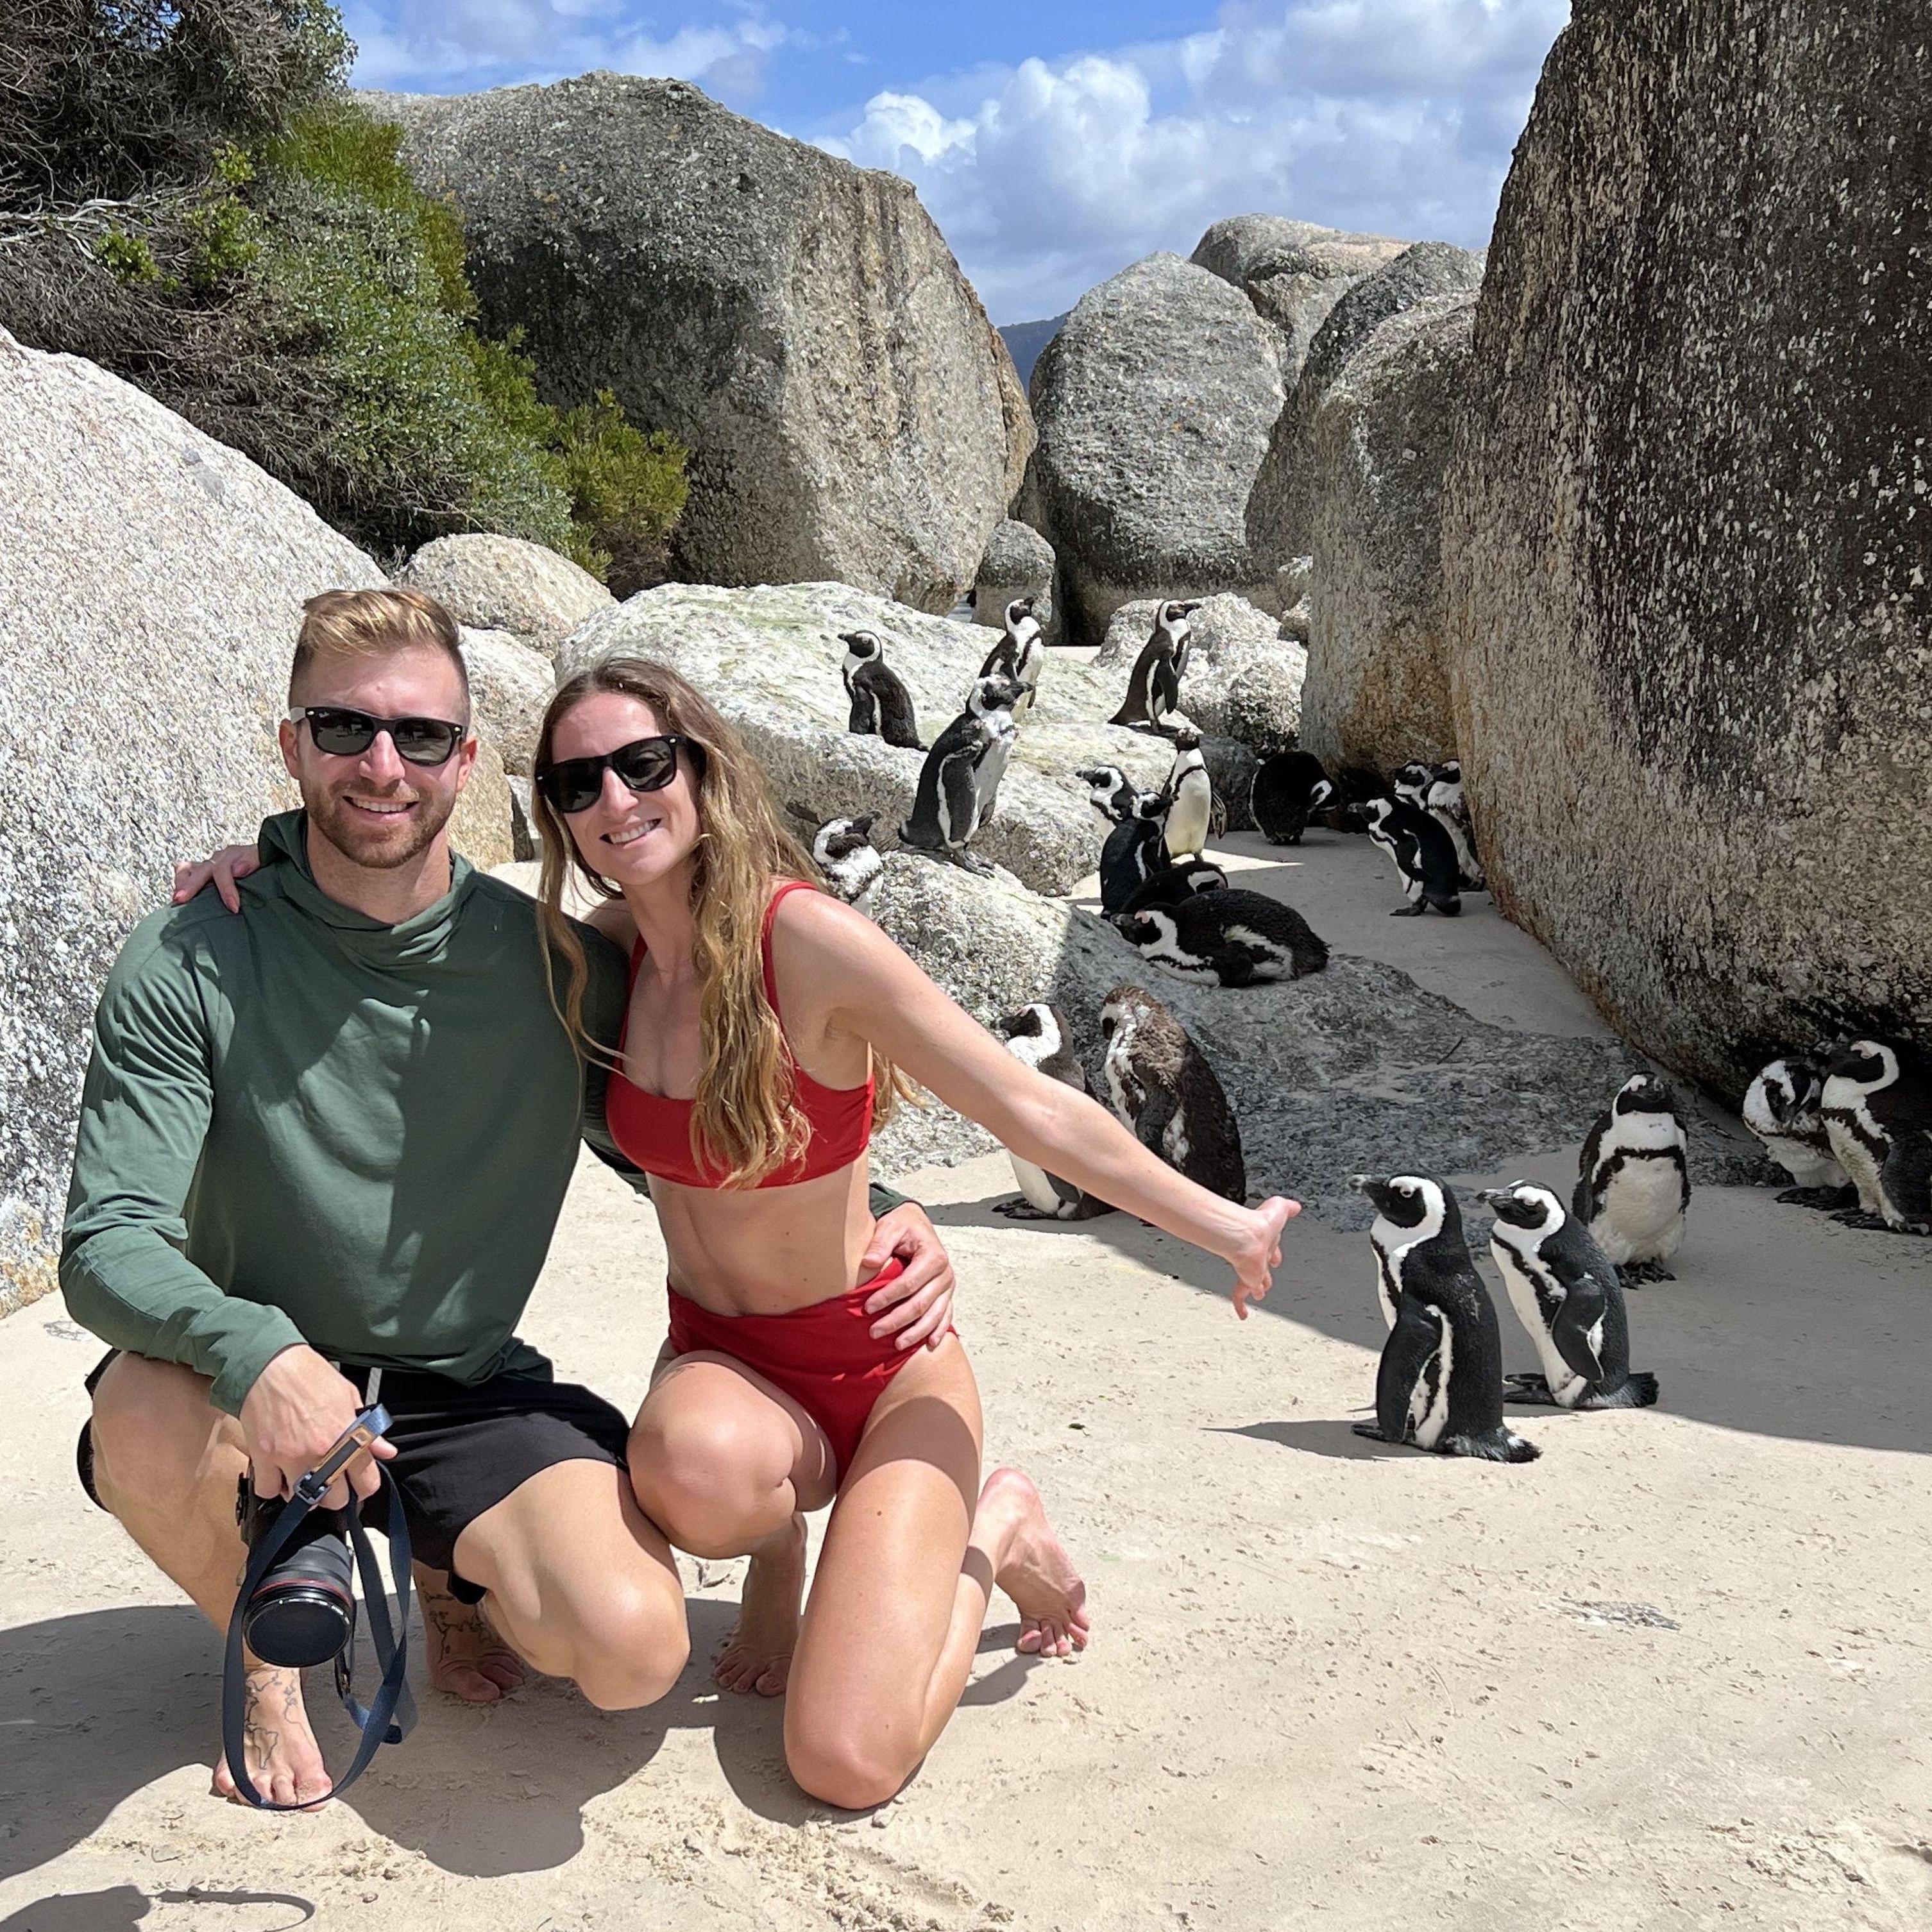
[94,228,160,285]
[556,391,690,596]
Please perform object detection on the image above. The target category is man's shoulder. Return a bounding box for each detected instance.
[465,872,627,967]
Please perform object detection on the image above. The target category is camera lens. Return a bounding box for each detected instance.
[239,1485,357,1669]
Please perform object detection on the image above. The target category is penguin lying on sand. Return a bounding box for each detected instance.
[1363,797,1461,916]
[1160,729,1214,863]
[1350,1174,1539,1462]
[840,631,922,749]
[992,1004,1115,1221]
[1110,599,1201,734]
[1573,1075,1690,1282]
[1820,1040,1932,1235]
[1743,1053,1856,1210]
[979,596,1046,717]
[1114,887,1328,988]
[1477,1183,1659,1411]
[1252,750,1334,846]
[803,812,883,919]
[1121,860,1229,915]
[899,675,1020,875]
[1099,984,1246,1202]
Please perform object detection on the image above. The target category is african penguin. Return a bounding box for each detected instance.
[991,1004,1115,1221]
[899,674,1021,876]
[1113,886,1328,988]
[1477,1183,1659,1411]
[839,630,922,750]
[1121,859,1230,915]
[1109,598,1201,734]
[1820,1040,1932,1235]
[1420,761,1484,890]
[1098,984,1246,1203]
[1096,797,1169,915]
[1572,1075,1691,1282]
[978,596,1046,717]
[1742,1054,1856,1210]
[806,813,883,920]
[1076,764,1143,828]
[1349,1174,1538,1462]
[1362,796,1462,917]
[1391,761,1436,810]
[1157,727,1214,863]
[1252,750,1334,847]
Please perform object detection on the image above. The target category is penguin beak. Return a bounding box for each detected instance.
[1473,1189,1510,1210]
[1347,1174,1373,1194]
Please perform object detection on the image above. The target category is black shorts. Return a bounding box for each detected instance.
[78,1352,632,1603]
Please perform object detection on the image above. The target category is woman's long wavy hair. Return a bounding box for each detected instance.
[532,656,902,1189]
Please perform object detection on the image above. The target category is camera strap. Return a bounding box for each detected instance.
[221,1405,417,1809]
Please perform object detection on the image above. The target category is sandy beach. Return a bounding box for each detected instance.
[5,831,1930,1932]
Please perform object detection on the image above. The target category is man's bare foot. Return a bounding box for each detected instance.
[414,1564,526,1704]
[979,1467,1090,1659]
[210,1664,331,1808]
[714,1513,806,1697]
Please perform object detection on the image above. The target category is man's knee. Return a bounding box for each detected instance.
[568,1581,690,1709]
[784,1720,913,1812]
[89,1354,229,1511]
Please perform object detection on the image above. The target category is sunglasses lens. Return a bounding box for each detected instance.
[389,718,464,766]
[537,758,606,815]
[612,739,679,792]
[305,708,377,757]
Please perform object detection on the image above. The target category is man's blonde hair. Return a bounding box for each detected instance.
[289,588,471,708]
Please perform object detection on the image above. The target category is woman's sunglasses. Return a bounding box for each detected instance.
[289,705,469,767]
[535,734,695,815]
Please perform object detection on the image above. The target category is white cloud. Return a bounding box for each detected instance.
[819,0,1569,322]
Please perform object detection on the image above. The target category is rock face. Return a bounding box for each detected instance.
[1021,254,1284,643]
[1190,216,1409,385]
[865,856,1634,1215]
[1443,4,1932,1098]
[459,627,554,775]
[556,582,1174,894]
[1246,242,1486,586]
[1097,594,1305,755]
[448,739,516,870]
[364,74,1028,614]
[973,519,1057,636]
[396,534,614,659]
[1301,294,1476,772]
[0,330,386,1312]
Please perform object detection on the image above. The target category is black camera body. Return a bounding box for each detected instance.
[237,1477,358,1668]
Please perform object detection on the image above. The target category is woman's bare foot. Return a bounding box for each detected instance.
[978,1467,1090,1659]
[414,1565,527,1704]
[714,1513,806,1697]
[210,1664,331,1808]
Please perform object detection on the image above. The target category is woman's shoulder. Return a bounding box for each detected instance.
[765,876,883,972]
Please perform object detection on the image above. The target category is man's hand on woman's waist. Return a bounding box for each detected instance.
[861,1203,956,1352]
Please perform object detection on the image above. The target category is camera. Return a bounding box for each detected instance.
[237,1475,357,1668]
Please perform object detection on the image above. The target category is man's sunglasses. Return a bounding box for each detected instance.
[288,706,470,768]
[535,734,696,815]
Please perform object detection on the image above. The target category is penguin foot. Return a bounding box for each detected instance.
[1388,904,1427,919]
[1350,1422,1391,1444]
[993,1197,1056,1221]
[1776,1184,1860,1211]
[1830,1209,1892,1231]
[1451,1430,1541,1464]
[947,848,996,877]
[1503,1374,1560,1407]
[1622,1260,1675,1284]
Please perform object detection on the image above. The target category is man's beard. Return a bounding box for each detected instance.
[307,783,458,872]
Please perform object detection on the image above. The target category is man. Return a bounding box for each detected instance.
[62,587,954,1807]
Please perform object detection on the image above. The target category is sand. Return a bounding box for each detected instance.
[4,829,1930,1931]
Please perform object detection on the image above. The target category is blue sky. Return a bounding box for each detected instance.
[344,1,1571,322]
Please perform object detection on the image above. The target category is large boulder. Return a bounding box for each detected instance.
[459,627,554,775]
[973,519,1056,637]
[396,534,614,659]
[363,74,1029,614]
[1301,292,1476,772]
[1021,253,1284,643]
[1190,216,1410,384]
[1246,241,1486,589]
[0,331,386,1313]
[1096,593,1305,755]
[1443,2,1932,1097]
[865,856,1636,1216]
[555,582,1174,894]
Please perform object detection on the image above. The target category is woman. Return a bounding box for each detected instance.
[529,656,1298,1809]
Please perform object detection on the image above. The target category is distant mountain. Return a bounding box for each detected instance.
[998,314,1070,392]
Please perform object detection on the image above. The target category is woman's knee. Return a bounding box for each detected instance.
[629,1405,792,1552]
[784,1720,916,1812]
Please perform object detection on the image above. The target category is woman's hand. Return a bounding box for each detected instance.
[861,1203,957,1351]
[1227,1196,1300,1319]
[173,843,262,912]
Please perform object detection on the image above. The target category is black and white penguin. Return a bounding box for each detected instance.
[1109,599,1201,733]
[1121,859,1230,915]
[1572,1075,1691,1282]
[1097,799,1169,915]
[1390,761,1436,810]
[1251,750,1334,847]
[1348,1174,1539,1462]
[978,596,1046,718]
[805,813,883,919]
[1820,1040,1932,1235]
[1076,763,1142,828]
[991,1004,1115,1221]
[1741,1053,1856,1210]
[1160,728,1214,862]
[1476,1183,1659,1411]
[899,674,1021,875]
[1098,983,1246,1202]
[839,630,922,750]
[1112,886,1328,988]
[1421,762,1484,891]
[1362,796,1462,917]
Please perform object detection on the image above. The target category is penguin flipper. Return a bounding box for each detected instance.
[938,754,981,847]
[1550,1273,1613,1385]
[1375,1299,1442,1446]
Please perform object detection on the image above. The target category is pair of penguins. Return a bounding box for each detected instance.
[1745,1038,1932,1235]
[1362,761,1484,918]
[840,597,1046,875]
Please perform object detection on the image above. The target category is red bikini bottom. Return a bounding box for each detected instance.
[664,1258,952,1479]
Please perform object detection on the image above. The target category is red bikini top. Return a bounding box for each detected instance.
[607,881,875,1189]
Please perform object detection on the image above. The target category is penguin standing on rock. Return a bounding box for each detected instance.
[1252,750,1334,846]
[899,674,1021,875]
[840,631,922,749]
[991,1004,1115,1221]
[1477,1183,1659,1411]
[1078,764,1170,915]
[979,596,1046,717]
[1160,728,1214,863]
[1114,887,1328,987]
[1363,796,1462,916]
[1099,984,1246,1202]
[1573,1075,1691,1282]
[1110,600,1201,733]
[1820,1040,1932,1234]
[1349,1174,1539,1462]
[1743,1054,1855,1209]
[804,813,883,919]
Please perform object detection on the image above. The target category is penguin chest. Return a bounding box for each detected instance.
[1824,1112,1885,1212]
[974,730,1015,817]
[1165,783,1211,858]
[1763,1130,1845,1191]
[1591,1154,1684,1260]
[1497,1250,1584,1400]
[1009,1153,1071,1215]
